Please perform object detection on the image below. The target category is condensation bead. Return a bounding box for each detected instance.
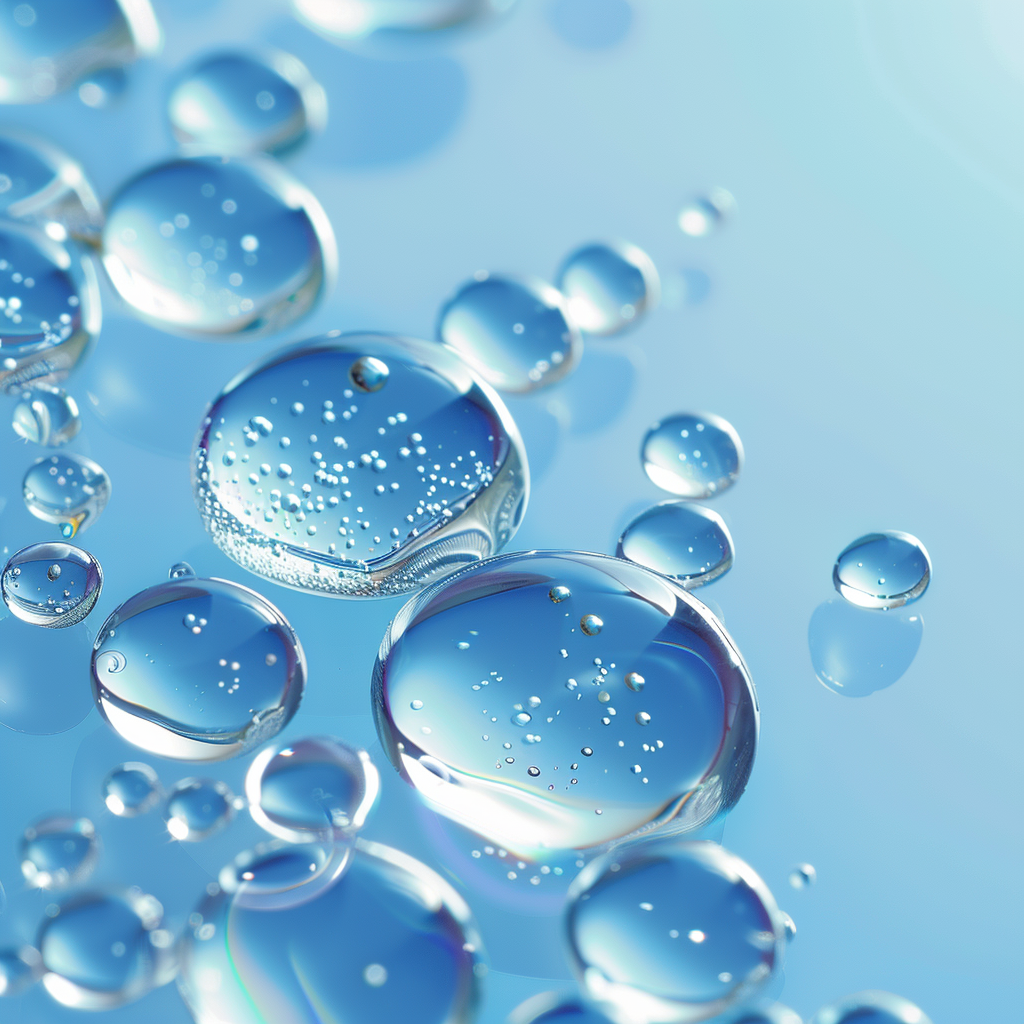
[22,453,111,537]
[809,991,933,1024]
[833,531,931,610]
[20,815,99,889]
[163,778,237,841]
[641,412,743,499]
[11,385,81,446]
[1,541,102,627]
[102,762,161,817]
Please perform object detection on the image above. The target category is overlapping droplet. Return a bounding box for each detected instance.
[22,453,111,537]
[163,778,237,841]
[102,762,161,817]
[1,541,102,626]
[641,412,743,499]
[833,531,931,610]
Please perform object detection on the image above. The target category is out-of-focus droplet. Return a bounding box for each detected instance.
[246,736,380,844]
[678,188,735,237]
[102,762,161,817]
[12,385,80,446]
[192,332,528,597]
[508,990,612,1024]
[22,453,111,537]
[833,531,931,610]
[91,575,305,761]
[641,412,743,499]
[437,273,582,393]
[566,839,787,1023]
[168,560,195,579]
[781,912,796,942]
[101,155,335,337]
[163,777,237,841]
[555,240,659,336]
[0,946,42,997]
[1,541,102,627]
[788,863,816,890]
[20,815,99,889]
[809,991,933,1024]
[717,1004,804,1024]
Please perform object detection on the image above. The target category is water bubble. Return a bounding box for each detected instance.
[102,155,336,336]
[20,815,99,889]
[11,385,81,446]
[641,412,743,499]
[164,778,237,841]
[508,990,611,1024]
[77,65,128,108]
[580,613,603,636]
[549,584,571,603]
[833,531,931,610]
[1,542,102,627]
[218,839,351,911]
[624,671,645,692]
[177,838,483,1024]
[617,500,734,588]
[90,575,305,761]
[716,1005,804,1024]
[349,354,390,392]
[555,240,660,336]
[168,50,327,156]
[373,550,758,857]
[566,839,786,1023]
[678,188,736,237]
[0,945,42,997]
[168,560,196,579]
[437,273,582,393]
[788,863,816,889]
[193,332,528,597]
[22,453,111,537]
[809,991,933,1024]
[36,889,173,1010]
[102,762,161,817]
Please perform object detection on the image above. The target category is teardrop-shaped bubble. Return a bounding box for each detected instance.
[566,839,787,1024]
[11,385,81,446]
[617,501,734,588]
[0,946,42,997]
[102,155,336,337]
[508,991,612,1024]
[437,273,583,393]
[641,412,743,499]
[0,222,101,394]
[809,991,933,1024]
[102,762,161,817]
[555,241,660,337]
[22,453,111,537]
[163,777,237,841]
[0,0,161,105]
[833,531,931,610]
[193,332,528,597]
[246,736,380,843]
[20,815,99,889]
[178,837,482,1024]
[90,575,305,761]
[36,889,174,1010]
[218,839,352,911]
[678,188,735,237]
[2,541,102,627]
[372,550,758,858]
[168,50,327,156]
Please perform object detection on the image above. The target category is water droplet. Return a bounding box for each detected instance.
[102,155,335,336]
[168,561,196,579]
[624,671,645,692]
[580,613,603,636]
[218,839,351,911]
[21,453,111,538]
[163,778,236,841]
[363,962,388,986]
[193,332,528,597]
[102,762,161,817]
[505,991,615,1024]
[1,542,103,627]
[20,816,99,889]
[292,0,514,42]
[548,584,570,603]
[90,575,305,761]
[349,354,390,392]
[808,991,933,1024]
[0,945,42,997]
[437,273,582,392]
[641,412,743,499]
[635,711,651,726]
[11,385,81,446]
[678,188,736,237]
[788,863,816,890]
[77,65,128,108]
[833,531,931,610]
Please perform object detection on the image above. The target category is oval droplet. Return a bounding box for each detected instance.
[163,777,237,841]
[102,762,161,818]
[22,454,111,538]
[20,815,99,890]
[678,188,736,237]
[641,411,743,499]
[11,385,81,447]
[808,991,933,1024]
[833,531,931,610]
[349,354,390,392]
[1,542,103,627]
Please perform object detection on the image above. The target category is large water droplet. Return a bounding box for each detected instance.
[168,50,327,156]
[678,188,736,237]
[11,385,81,446]
[22,453,111,537]
[641,412,743,499]
[20,815,99,889]
[0,945,42,997]
[102,762,161,817]
[90,575,305,761]
[555,240,659,336]
[101,155,335,336]
[164,777,237,841]
[566,839,786,1022]
[1,541,102,627]
[437,273,582,393]
[508,990,611,1024]
[833,531,931,610]
[193,332,528,597]
[373,550,758,858]
[809,991,933,1024]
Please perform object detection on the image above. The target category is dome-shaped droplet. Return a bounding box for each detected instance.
[1,541,102,627]
[833,531,931,610]
[246,736,380,844]
[788,863,816,889]
[373,550,758,858]
[163,777,237,841]
[349,354,389,392]
[90,575,305,761]
[11,385,81,446]
[36,889,173,1010]
[168,50,327,156]
[0,946,42,997]
[168,560,196,579]
[177,838,483,1024]
[193,332,528,597]
[617,500,734,588]
[809,991,933,1024]
[437,273,582,393]
[555,240,659,336]
[641,412,743,499]
[102,155,335,337]
[22,453,111,537]
[102,762,161,817]
[20,815,99,889]
[509,991,611,1024]
[678,188,735,237]
[566,839,787,1023]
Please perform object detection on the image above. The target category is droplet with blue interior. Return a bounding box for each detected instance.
[218,840,351,911]
[11,385,81,446]
[20,815,99,889]
[833,531,931,610]
[0,946,42,997]
[22,453,111,537]
[90,574,305,761]
[678,188,735,237]
[508,990,612,1024]
[163,777,238,841]
[718,1005,804,1024]
[809,991,933,1024]
[102,762,161,817]
[641,412,743,499]
[2,541,102,627]
[77,65,128,108]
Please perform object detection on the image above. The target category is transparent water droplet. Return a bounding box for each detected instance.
[218,839,351,911]
[548,584,570,603]
[678,188,736,237]
[102,762,161,818]
[21,453,110,538]
[20,815,99,889]
[349,354,390,392]
[11,385,81,446]
[0,945,42,998]
[833,531,931,610]
[163,778,236,841]
[580,613,603,636]
[1,542,102,627]
[507,990,612,1024]
[641,412,743,499]
[292,0,516,43]
[808,991,933,1024]
[77,65,129,108]
[788,863,816,890]
[624,671,645,692]
[168,560,196,579]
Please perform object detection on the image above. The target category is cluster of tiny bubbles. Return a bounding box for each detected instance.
[371,549,759,859]
[617,501,734,588]
[101,154,336,337]
[168,49,328,156]
[163,777,241,841]
[245,735,381,844]
[565,839,788,1024]
[192,331,528,597]
[0,220,101,393]
[21,452,111,537]
[641,412,744,499]
[833,531,931,610]
[76,65,128,108]
[678,188,736,238]
[554,240,660,337]
[0,945,42,997]
[508,989,612,1024]
[176,837,484,1024]
[437,271,583,393]
[35,887,175,1010]
[788,863,816,890]
[1,540,102,626]
[0,0,161,104]
[102,761,161,817]
[90,574,305,760]
[20,815,100,889]
[809,991,933,1024]
[11,383,80,445]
